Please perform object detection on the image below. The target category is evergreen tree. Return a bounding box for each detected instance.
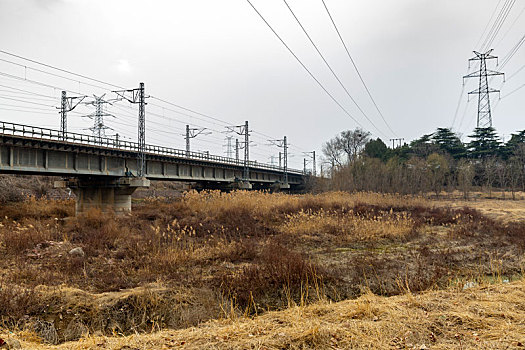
[504,130,525,158]
[410,133,438,158]
[432,127,466,158]
[467,127,501,159]
[363,138,390,161]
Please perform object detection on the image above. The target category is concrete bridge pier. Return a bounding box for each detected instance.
[55,177,150,215]
[234,180,252,190]
[270,181,290,192]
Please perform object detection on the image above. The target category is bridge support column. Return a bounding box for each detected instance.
[270,181,290,192]
[55,177,150,215]
[234,180,252,190]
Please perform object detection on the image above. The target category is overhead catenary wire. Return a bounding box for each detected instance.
[0,107,57,115]
[320,0,397,138]
[0,50,125,90]
[0,50,300,153]
[0,95,55,108]
[0,51,307,167]
[0,84,56,99]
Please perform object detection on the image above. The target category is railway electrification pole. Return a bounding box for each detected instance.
[113,82,148,177]
[269,136,290,189]
[58,91,85,139]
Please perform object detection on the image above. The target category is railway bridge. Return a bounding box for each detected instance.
[0,122,305,214]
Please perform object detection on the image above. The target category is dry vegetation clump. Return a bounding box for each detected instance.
[0,190,524,345]
[282,208,415,242]
[8,279,525,349]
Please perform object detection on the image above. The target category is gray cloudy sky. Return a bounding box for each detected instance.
[0,0,524,169]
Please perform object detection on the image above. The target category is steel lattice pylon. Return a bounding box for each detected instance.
[463,50,504,128]
[84,94,113,143]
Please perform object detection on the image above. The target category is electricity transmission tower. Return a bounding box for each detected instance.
[113,83,148,177]
[184,125,211,156]
[463,50,504,128]
[223,136,234,158]
[235,139,240,161]
[59,91,85,139]
[84,94,114,142]
[269,136,288,184]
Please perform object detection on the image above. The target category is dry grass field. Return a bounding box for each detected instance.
[0,190,524,349]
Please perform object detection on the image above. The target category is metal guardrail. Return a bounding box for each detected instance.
[0,121,303,175]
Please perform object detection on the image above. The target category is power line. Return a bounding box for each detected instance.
[245,0,365,130]
[481,0,516,51]
[0,94,56,102]
[0,51,301,154]
[480,0,510,50]
[320,0,397,138]
[283,0,388,138]
[0,95,55,108]
[499,33,525,69]
[493,2,525,48]
[0,103,56,111]
[0,52,306,166]
[451,82,466,129]
[500,81,525,99]
[0,57,114,92]
[457,98,472,132]
[0,70,82,95]
[0,84,56,99]
[0,66,255,148]
[475,0,504,50]
[0,50,125,89]
[506,62,525,80]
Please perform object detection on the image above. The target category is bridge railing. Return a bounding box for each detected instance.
[0,121,303,175]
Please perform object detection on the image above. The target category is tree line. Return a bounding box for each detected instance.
[321,127,525,198]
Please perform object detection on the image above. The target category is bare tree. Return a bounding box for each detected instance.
[495,161,507,199]
[337,128,371,163]
[514,143,525,191]
[427,153,450,198]
[457,159,474,200]
[508,157,522,200]
[322,138,344,167]
[482,156,497,197]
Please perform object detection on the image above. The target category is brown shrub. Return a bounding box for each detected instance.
[219,242,328,310]
[65,209,124,252]
[0,219,60,255]
[0,284,38,324]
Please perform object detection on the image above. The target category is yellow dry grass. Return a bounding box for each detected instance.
[5,279,524,349]
[282,208,414,242]
[444,197,525,223]
[179,190,429,218]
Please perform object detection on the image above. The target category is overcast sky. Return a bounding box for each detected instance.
[0,0,524,169]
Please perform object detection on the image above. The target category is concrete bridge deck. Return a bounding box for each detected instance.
[0,121,305,213]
